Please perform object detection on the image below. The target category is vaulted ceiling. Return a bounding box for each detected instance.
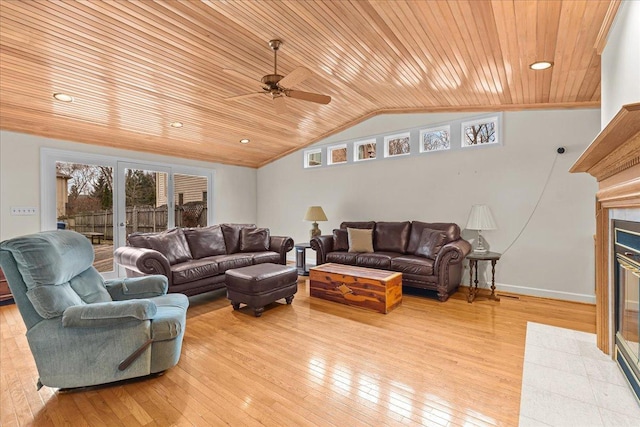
[0,0,616,168]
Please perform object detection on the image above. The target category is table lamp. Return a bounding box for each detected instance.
[466,204,497,253]
[304,206,327,238]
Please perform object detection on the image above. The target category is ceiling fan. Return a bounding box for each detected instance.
[223,40,331,114]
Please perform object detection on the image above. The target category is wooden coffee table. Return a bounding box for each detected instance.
[309,263,402,314]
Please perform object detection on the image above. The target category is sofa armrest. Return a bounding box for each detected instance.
[310,235,333,265]
[434,239,472,273]
[105,276,168,301]
[114,246,172,285]
[62,299,157,328]
[269,236,294,264]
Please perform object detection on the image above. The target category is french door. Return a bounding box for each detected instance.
[42,149,214,279]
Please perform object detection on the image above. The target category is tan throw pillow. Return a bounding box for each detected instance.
[347,227,374,253]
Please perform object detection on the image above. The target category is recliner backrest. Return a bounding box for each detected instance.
[0,230,112,319]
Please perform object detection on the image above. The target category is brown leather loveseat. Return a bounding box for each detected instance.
[114,224,294,297]
[310,221,471,301]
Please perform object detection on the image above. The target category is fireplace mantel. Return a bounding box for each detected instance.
[571,102,640,354]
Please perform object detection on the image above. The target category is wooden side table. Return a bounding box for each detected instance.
[467,251,501,303]
[294,242,311,276]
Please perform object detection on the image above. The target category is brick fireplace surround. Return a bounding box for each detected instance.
[570,102,640,399]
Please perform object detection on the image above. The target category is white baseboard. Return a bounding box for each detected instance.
[495,282,596,304]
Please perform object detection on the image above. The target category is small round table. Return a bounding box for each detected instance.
[467,251,501,303]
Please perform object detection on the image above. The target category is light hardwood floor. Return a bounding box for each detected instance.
[0,279,595,426]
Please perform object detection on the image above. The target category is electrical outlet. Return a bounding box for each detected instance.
[10,207,37,216]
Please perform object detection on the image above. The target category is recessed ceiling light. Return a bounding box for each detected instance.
[239,138,250,144]
[53,93,74,102]
[169,121,183,128]
[529,61,554,70]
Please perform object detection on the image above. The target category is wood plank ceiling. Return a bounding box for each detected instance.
[0,0,614,168]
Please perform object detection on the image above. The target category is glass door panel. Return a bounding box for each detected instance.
[174,173,208,228]
[121,167,170,240]
[55,161,115,274]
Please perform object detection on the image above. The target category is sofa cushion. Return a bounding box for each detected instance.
[333,229,349,251]
[407,222,460,253]
[183,225,227,259]
[207,254,253,272]
[221,224,256,254]
[347,228,374,253]
[414,228,447,260]
[374,221,411,253]
[171,258,220,285]
[356,252,400,269]
[390,255,434,276]
[240,228,270,252]
[340,221,376,231]
[249,251,281,264]
[127,232,153,249]
[326,252,358,265]
[133,228,193,265]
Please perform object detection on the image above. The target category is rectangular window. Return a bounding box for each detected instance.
[384,133,410,157]
[354,139,377,161]
[327,144,347,165]
[461,116,499,147]
[420,125,451,153]
[304,149,322,168]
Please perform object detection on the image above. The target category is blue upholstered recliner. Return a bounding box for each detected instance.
[0,230,189,389]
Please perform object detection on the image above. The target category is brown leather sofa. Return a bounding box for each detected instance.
[310,221,471,301]
[114,224,294,297]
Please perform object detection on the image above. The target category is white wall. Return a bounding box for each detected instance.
[0,131,257,241]
[601,0,640,127]
[258,109,600,302]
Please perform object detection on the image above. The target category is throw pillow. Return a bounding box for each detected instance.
[333,229,349,251]
[145,228,192,265]
[239,227,270,252]
[414,228,447,259]
[221,224,256,253]
[347,227,374,253]
[183,225,227,258]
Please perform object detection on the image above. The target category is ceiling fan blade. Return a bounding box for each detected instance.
[222,69,263,88]
[225,92,266,101]
[285,89,331,105]
[278,67,313,88]
[273,95,288,115]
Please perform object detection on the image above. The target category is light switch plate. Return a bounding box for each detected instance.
[10,207,37,216]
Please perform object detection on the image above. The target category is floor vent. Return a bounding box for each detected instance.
[497,293,519,299]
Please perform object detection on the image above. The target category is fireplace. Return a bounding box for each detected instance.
[614,220,640,401]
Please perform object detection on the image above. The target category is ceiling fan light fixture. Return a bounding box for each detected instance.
[239,138,250,144]
[53,93,74,102]
[169,121,183,128]
[529,61,554,70]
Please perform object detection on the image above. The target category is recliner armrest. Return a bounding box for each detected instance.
[62,299,157,328]
[269,236,294,264]
[105,276,168,301]
[310,235,333,265]
[114,246,172,284]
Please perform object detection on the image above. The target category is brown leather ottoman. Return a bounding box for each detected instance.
[225,263,298,317]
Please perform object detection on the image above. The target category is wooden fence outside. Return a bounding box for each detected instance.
[69,203,207,240]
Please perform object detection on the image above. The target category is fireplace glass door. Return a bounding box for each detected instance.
[614,220,640,400]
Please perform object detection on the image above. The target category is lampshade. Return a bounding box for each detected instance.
[466,204,497,231]
[304,206,328,222]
